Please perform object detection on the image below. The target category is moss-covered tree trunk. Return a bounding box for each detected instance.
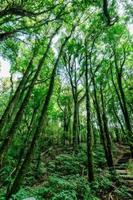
[6,28,74,199]
[85,41,94,182]
[0,50,36,136]
[0,28,60,162]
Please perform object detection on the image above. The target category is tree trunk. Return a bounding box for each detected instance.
[6,29,74,199]
[100,86,114,171]
[0,51,36,136]
[117,73,133,152]
[111,55,133,156]
[0,28,60,161]
[85,42,94,182]
[91,72,114,171]
[73,99,79,146]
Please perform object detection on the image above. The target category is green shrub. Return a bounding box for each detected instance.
[47,154,84,175]
[52,190,77,200]
[93,174,112,191]
[13,175,99,200]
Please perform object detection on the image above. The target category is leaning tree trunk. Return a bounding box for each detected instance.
[111,61,133,157]
[0,50,36,136]
[6,28,74,199]
[116,72,133,157]
[0,27,60,162]
[91,72,114,170]
[10,105,38,180]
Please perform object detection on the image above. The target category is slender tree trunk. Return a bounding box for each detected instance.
[117,74,133,156]
[73,99,79,146]
[111,58,133,156]
[113,106,126,136]
[63,112,67,145]
[10,106,38,178]
[91,73,114,170]
[85,42,94,182]
[117,74,132,129]
[77,105,80,144]
[100,86,114,170]
[103,0,111,25]
[0,28,60,161]
[0,51,36,136]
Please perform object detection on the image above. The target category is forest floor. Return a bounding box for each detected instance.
[0,143,133,200]
[26,143,133,200]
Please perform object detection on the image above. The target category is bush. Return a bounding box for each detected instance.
[12,175,100,200]
[47,154,85,175]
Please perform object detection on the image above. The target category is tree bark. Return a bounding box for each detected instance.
[6,28,74,199]
[0,27,60,162]
[0,50,36,136]
[112,51,133,156]
[85,41,94,182]
[100,86,114,171]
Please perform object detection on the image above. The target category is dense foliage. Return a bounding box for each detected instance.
[0,0,133,199]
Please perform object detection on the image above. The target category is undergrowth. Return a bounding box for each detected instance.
[0,145,132,200]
